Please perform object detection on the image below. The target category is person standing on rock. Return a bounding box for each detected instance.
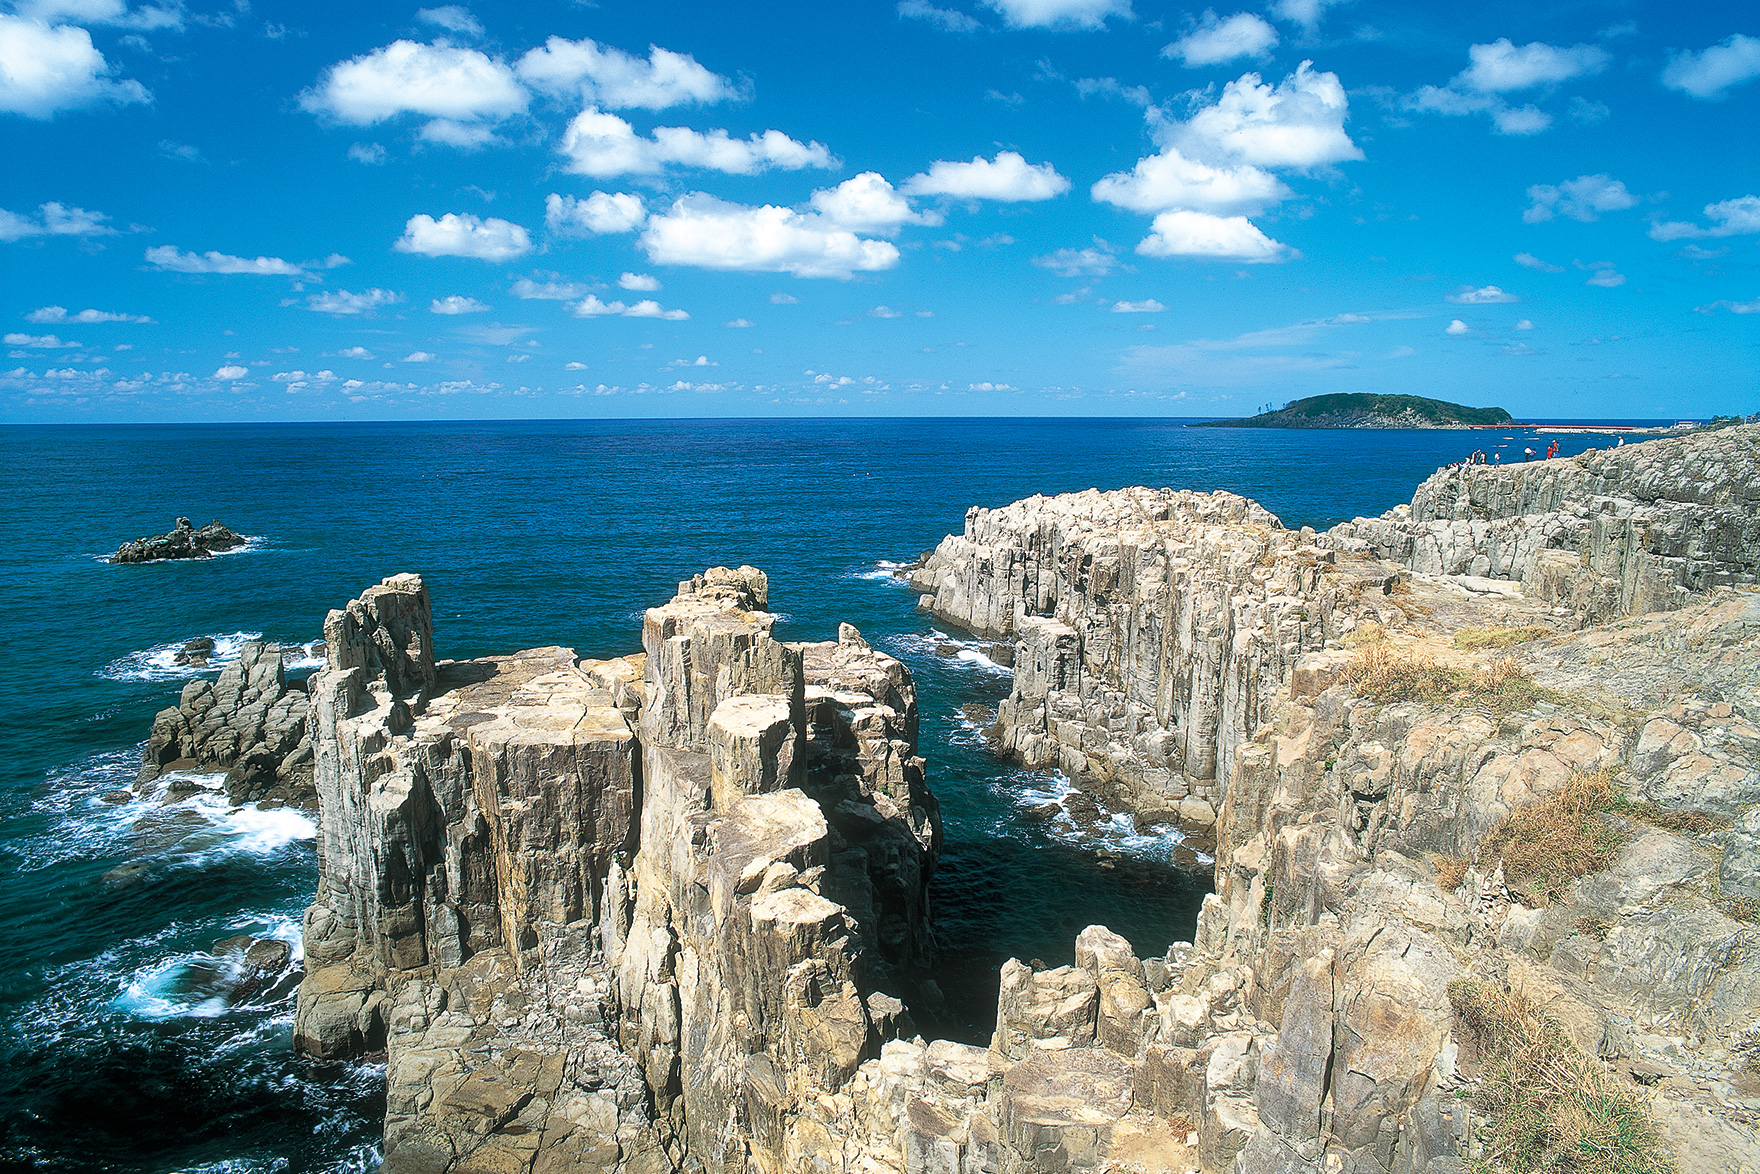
[1524,446,1535,461]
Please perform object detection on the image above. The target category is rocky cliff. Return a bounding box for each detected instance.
[1341,423,1760,624]
[286,424,1760,1173]
[898,423,1760,1173]
[138,639,314,804]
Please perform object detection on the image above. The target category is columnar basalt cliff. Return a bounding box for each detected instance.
[898,423,1760,1173]
[1341,424,1760,624]
[292,567,952,1172]
[289,425,1760,1173]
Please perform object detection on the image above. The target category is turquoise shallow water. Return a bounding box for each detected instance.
[0,418,1645,1172]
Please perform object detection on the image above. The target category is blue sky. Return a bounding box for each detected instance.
[2,0,1756,421]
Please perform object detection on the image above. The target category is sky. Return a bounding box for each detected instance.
[2,0,1757,422]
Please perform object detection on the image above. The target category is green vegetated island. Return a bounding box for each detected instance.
[1195,393,1514,429]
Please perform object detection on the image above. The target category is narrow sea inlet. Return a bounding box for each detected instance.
[0,418,1624,1171]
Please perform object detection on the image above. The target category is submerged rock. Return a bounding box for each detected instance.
[110,517,247,564]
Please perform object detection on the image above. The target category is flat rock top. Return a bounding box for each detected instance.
[420,648,632,747]
[1001,1047,1134,1126]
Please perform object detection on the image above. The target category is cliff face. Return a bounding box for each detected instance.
[906,487,1407,819]
[898,424,1760,1173]
[1342,424,1760,624]
[291,567,946,1173]
[287,425,1760,1174]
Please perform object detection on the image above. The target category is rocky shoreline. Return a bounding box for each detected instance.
[110,516,248,563]
[144,422,1759,1172]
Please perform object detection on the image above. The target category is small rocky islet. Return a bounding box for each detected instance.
[109,516,248,563]
[119,423,1760,1172]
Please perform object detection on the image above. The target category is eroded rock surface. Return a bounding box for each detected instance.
[110,516,247,563]
[286,425,1760,1174]
[139,640,314,805]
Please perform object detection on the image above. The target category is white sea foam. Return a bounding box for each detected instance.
[885,629,1013,676]
[100,632,324,682]
[994,769,1199,863]
[854,559,912,582]
[99,630,262,682]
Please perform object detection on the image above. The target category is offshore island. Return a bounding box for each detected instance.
[1193,393,1515,430]
[130,423,1760,1173]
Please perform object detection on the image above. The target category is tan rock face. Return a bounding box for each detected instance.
[1343,423,1760,624]
[285,428,1760,1174]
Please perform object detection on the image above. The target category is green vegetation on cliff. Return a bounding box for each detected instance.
[1194,393,1513,429]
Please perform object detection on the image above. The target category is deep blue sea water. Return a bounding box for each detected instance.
[0,418,1649,1172]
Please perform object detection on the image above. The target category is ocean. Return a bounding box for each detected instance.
[0,417,1643,1172]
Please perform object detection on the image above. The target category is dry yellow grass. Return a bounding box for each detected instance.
[1432,854,1470,891]
[1480,770,1628,904]
[1449,980,1672,1174]
[1455,625,1556,651]
[1343,646,1563,716]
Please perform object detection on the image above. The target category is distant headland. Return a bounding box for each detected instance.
[1192,392,1514,429]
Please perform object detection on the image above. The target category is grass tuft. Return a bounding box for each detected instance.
[1718,895,1760,925]
[1606,797,1726,836]
[1455,625,1556,651]
[1343,646,1565,716]
[1448,979,1674,1174]
[1479,770,1629,904]
[1432,854,1470,891]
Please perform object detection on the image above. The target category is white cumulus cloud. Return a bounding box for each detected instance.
[1033,246,1117,277]
[307,288,401,315]
[982,0,1130,29]
[430,295,490,314]
[1458,38,1608,92]
[396,213,531,261]
[810,172,941,234]
[640,194,900,279]
[416,6,481,37]
[511,277,590,300]
[1663,35,1760,100]
[0,201,114,241]
[402,351,437,361]
[26,304,150,323]
[1514,251,1564,272]
[546,191,647,235]
[4,331,78,347]
[515,36,732,108]
[1111,299,1166,312]
[0,15,149,118]
[566,294,688,320]
[1448,285,1519,304]
[1182,62,1362,168]
[1648,195,1760,241]
[903,151,1070,201]
[300,40,526,145]
[1523,174,1637,223]
[1136,210,1293,262]
[1267,0,1341,32]
[213,364,248,380]
[145,246,304,275]
[1407,39,1608,136]
[559,107,834,178]
[1165,12,1277,68]
[1445,319,1469,335]
[1092,146,1288,215]
[619,272,661,291]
